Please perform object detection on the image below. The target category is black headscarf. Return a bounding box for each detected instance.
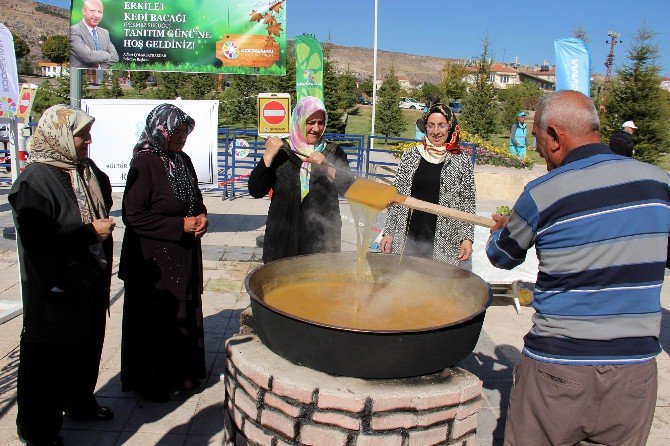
[133,104,200,216]
[421,103,461,152]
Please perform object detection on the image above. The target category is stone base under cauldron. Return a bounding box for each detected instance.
[223,333,482,446]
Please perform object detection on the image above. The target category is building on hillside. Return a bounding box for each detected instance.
[374,76,421,91]
[39,61,69,78]
[661,77,670,92]
[525,62,555,83]
[518,72,555,91]
[464,63,521,89]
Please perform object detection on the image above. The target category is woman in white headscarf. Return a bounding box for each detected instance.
[248,96,354,263]
[9,104,116,446]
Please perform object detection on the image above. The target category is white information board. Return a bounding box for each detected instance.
[80,99,219,190]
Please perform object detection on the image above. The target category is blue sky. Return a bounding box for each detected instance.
[43,0,670,76]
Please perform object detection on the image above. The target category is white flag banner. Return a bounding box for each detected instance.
[0,23,19,119]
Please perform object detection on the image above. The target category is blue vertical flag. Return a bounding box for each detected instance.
[554,38,591,96]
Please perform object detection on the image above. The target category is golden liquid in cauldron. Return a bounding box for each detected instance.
[263,281,470,331]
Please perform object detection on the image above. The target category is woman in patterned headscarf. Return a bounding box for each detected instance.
[9,104,116,445]
[381,103,476,267]
[248,96,354,263]
[119,103,208,402]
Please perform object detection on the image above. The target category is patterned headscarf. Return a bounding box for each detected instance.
[419,103,461,164]
[133,104,200,216]
[27,104,107,225]
[288,96,328,200]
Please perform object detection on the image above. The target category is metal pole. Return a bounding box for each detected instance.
[8,117,20,182]
[70,68,83,108]
[370,0,378,151]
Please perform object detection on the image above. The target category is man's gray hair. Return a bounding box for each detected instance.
[537,90,600,135]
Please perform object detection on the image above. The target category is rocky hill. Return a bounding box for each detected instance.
[0,0,71,61]
[1,0,452,84]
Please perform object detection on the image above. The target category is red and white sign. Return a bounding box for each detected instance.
[257,93,291,138]
[262,100,286,125]
[16,84,38,120]
[18,90,32,116]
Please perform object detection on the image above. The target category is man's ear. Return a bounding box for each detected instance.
[546,124,562,153]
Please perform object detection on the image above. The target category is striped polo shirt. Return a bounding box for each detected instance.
[486,143,670,365]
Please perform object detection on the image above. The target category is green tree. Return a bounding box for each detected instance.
[374,66,405,137]
[41,35,69,67]
[337,68,359,113]
[323,53,346,133]
[460,39,499,139]
[441,62,468,102]
[499,82,543,131]
[260,50,296,103]
[11,31,30,60]
[572,24,590,43]
[129,71,150,94]
[218,75,261,128]
[109,71,124,98]
[602,26,670,164]
[98,71,123,98]
[421,83,442,106]
[358,77,374,98]
[180,74,216,99]
[152,72,187,99]
[17,58,34,75]
[32,80,62,116]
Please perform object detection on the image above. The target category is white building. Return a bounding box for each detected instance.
[39,62,69,78]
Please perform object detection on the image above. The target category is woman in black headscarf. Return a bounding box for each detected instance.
[119,104,208,402]
[380,103,475,267]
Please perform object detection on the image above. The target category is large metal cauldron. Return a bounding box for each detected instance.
[245,252,492,379]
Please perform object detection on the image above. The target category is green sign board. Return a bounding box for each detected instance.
[294,34,323,101]
[70,0,287,75]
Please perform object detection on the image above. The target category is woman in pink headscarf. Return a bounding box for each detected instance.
[249,96,354,263]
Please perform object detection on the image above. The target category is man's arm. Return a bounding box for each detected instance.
[486,191,538,269]
[70,25,116,66]
[102,28,119,64]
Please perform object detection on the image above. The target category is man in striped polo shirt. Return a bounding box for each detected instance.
[487,90,670,446]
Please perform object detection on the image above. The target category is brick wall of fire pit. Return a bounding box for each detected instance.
[223,335,482,446]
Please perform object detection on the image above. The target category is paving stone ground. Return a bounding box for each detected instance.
[0,183,668,446]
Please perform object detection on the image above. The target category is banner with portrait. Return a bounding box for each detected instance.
[69,0,287,75]
[554,38,590,96]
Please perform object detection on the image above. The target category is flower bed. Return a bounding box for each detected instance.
[386,132,533,170]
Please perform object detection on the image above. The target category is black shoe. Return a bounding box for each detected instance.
[141,388,171,403]
[67,406,114,421]
[21,435,64,446]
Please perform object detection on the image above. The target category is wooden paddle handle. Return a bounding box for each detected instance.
[394,195,495,229]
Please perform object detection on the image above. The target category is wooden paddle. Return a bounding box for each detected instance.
[289,148,495,229]
[344,177,495,229]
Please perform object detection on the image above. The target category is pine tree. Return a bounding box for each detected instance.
[323,51,345,133]
[219,75,261,128]
[41,35,69,68]
[180,74,216,99]
[109,71,123,98]
[374,65,405,138]
[602,26,670,164]
[441,62,468,102]
[460,38,499,139]
[499,82,542,131]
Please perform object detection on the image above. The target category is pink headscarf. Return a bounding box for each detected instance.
[288,96,328,200]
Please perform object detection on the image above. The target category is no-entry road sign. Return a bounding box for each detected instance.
[258,93,291,138]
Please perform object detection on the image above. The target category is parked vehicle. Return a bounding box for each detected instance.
[449,101,463,114]
[399,97,426,110]
[357,96,372,105]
